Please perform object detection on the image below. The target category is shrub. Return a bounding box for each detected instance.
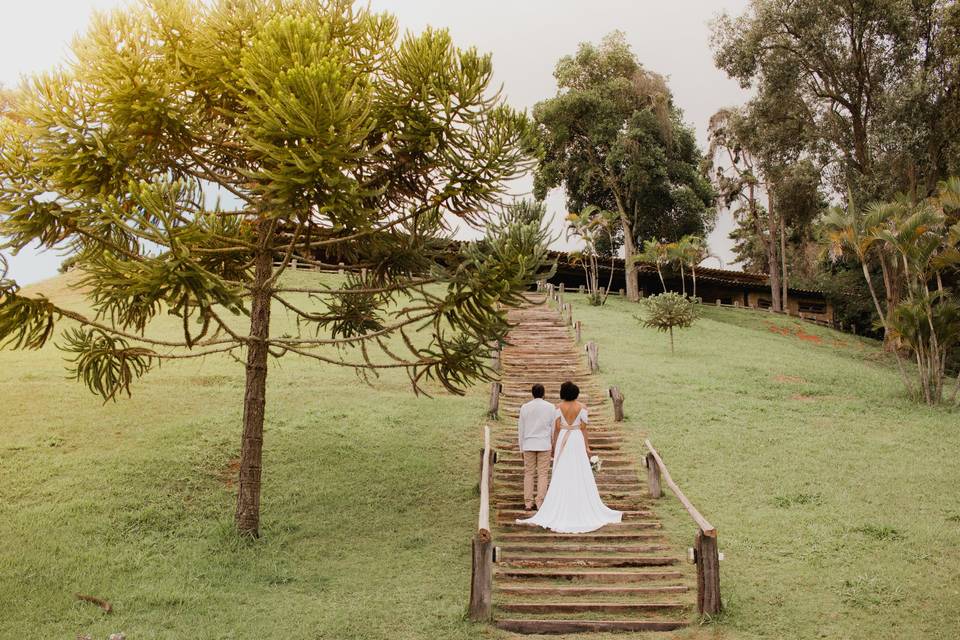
[637,292,701,353]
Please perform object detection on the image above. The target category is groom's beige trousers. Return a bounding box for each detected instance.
[522,450,551,508]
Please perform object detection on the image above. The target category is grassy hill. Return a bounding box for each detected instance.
[1,275,958,639]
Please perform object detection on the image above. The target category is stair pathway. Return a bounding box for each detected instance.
[490,298,693,634]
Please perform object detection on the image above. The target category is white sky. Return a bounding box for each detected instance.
[1,0,751,285]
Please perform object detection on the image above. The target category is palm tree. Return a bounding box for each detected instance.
[679,235,719,299]
[666,239,689,296]
[639,238,670,293]
[821,203,918,398]
[567,205,619,305]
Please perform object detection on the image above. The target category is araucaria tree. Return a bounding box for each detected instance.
[637,292,702,354]
[0,0,551,536]
[533,31,714,302]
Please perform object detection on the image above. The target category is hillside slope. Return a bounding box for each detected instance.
[571,294,960,640]
[1,276,958,639]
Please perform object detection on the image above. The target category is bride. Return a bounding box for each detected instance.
[516,381,622,533]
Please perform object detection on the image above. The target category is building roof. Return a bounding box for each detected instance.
[549,250,825,296]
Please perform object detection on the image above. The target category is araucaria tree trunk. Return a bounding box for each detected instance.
[236,223,274,537]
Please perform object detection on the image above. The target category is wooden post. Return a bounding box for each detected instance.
[574,320,582,344]
[338,262,344,275]
[695,531,722,616]
[470,426,494,621]
[716,299,721,306]
[487,382,501,419]
[608,386,624,422]
[565,303,573,326]
[645,452,662,498]
[559,282,565,294]
[585,341,599,373]
[578,284,585,294]
[491,349,500,373]
[619,288,625,297]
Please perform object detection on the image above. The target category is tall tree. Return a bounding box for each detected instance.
[533,31,714,301]
[712,0,960,206]
[0,0,550,537]
[707,106,783,310]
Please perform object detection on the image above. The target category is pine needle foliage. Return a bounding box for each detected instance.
[637,292,702,354]
[0,0,551,535]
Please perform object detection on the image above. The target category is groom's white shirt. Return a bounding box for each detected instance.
[518,398,555,452]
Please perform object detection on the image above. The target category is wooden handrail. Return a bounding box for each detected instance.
[644,439,716,537]
[478,424,492,538]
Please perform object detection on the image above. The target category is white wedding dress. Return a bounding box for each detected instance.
[515,405,622,533]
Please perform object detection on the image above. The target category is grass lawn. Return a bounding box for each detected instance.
[571,293,960,640]
[2,274,959,639]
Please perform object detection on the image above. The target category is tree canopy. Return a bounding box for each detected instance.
[532,31,714,301]
[0,0,551,536]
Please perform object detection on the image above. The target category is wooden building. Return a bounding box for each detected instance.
[546,252,834,324]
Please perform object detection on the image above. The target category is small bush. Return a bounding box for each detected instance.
[637,292,702,353]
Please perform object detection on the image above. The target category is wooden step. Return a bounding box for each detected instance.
[498,601,687,614]
[499,543,670,553]
[497,556,679,568]
[498,532,665,543]
[494,618,688,634]
[497,521,662,532]
[497,584,689,597]
[494,569,684,583]
[498,509,653,520]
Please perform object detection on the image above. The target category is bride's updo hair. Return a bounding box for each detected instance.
[559,381,580,401]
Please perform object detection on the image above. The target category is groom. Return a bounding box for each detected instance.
[517,384,555,511]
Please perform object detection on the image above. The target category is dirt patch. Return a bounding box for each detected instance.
[773,374,807,384]
[791,394,816,402]
[767,322,824,345]
[221,457,241,488]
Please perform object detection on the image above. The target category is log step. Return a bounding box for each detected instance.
[498,532,665,542]
[497,556,679,568]
[497,584,690,597]
[495,569,685,583]
[497,521,662,532]
[494,618,689,634]
[498,601,687,614]
[499,544,670,553]
[497,509,653,519]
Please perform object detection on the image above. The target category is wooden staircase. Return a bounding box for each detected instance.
[489,299,694,634]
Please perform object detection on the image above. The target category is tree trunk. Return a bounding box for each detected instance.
[780,208,788,310]
[766,192,783,312]
[692,266,697,299]
[860,261,917,400]
[680,263,686,297]
[621,224,640,302]
[669,326,674,354]
[235,222,275,537]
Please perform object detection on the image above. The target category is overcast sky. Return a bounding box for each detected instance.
[1,0,751,285]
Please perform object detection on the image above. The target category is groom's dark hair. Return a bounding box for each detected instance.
[531,384,545,398]
[559,381,580,401]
